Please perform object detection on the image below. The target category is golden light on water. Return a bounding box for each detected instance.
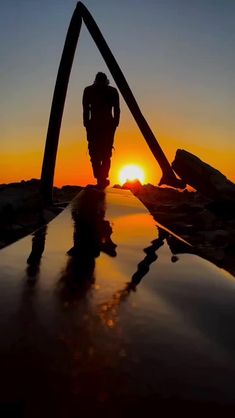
[119,164,145,185]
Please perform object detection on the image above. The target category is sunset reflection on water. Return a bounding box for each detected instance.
[1,188,235,412]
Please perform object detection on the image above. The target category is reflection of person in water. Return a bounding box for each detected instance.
[58,188,117,300]
[83,72,120,188]
[68,188,117,258]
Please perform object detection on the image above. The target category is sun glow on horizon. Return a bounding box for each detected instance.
[119,164,145,185]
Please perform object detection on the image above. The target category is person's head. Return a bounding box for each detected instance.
[94,72,109,86]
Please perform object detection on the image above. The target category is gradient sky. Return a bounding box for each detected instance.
[0,0,234,186]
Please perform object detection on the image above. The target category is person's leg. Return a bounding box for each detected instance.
[100,128,115,184]
[87,127,101,181]
[101,146,112,181]
[88,144,101,180]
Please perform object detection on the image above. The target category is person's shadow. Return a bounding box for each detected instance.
[58,187,117,301]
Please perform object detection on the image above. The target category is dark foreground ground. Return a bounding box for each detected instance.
[1,187,235,417]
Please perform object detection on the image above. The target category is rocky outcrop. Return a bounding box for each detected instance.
[126,182,235,277]
[172,149,235,200]
[0,180,81,249]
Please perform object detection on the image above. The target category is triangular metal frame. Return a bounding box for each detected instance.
[40,1,184,202]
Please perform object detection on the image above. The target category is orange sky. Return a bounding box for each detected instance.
[2,92,234,187]
[0,1,234,187]
[1,109,234,187]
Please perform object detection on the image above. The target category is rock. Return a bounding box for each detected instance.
[42,209,58,223]
[11,224,24,232]
[202,246,225,262]
[206,199,235,218]
[130,181,235,276]
[122,179,142,193]
[171,255,179,263]
[206,230,229,246]
[172,149,235,200]
[0,180,82,250]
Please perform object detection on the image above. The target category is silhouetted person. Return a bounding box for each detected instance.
[83,72,120,188]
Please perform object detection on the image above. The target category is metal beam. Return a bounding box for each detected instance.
[40,7,82,202]
[40,2,184,202]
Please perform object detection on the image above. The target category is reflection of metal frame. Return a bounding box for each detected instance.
[40,1,184,202]
[26,225,47,278]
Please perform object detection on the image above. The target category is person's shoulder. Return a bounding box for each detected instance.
[83,85,94,99]
[108,86,119,95]
[83,85,93,92]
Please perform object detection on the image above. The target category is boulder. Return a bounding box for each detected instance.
[172,149,235,200]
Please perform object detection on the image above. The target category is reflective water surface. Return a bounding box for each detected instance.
[1,188,235,416]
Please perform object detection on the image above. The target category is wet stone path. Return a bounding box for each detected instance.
[1,188,235,416]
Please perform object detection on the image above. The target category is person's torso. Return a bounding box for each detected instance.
[86,85,116,123]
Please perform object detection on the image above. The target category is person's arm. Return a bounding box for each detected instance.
[82,87,90,127]
[113,89,120,127]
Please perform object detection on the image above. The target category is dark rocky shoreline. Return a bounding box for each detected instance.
[119,181,235,277]
[0,179,81,249]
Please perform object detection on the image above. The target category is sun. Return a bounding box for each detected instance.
[119,164,145,185]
